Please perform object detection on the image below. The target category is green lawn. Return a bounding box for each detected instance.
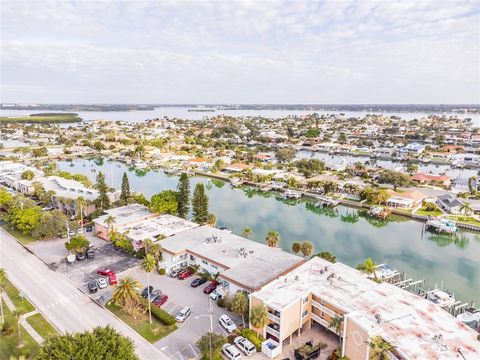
[415,207,443,217]
[1,220,37,245]
[26,313,58,340]
[4,278,35,315]
[448,215,480,227]
[0,301,40,360]
[106,302,176,343]
[0,113,81,123]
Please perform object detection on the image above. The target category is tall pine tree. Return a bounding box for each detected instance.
[192,183,209,224]
[94,171,110,211]
[120,172,131,204]
[177,173,190,219]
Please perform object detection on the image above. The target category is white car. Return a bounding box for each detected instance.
[68,230,75,237]
[96,278,108,289]
[219,314,237,333]
[234,336,256,356]
[77,228,84,234]
[175,306,191,323]
[222,344,241,360]
[210,289,223,300]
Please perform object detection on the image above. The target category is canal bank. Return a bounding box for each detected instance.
[56,158,480,304]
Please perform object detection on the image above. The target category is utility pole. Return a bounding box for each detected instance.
[208,297,213,360]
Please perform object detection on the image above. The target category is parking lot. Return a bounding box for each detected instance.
[129,268,244,360]
[27,236,260,360]
[28,235,140,303]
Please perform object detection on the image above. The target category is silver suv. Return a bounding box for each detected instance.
[222,344,241,360]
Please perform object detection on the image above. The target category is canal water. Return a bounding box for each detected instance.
[57,158,480,304]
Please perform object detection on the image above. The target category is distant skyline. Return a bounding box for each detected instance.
[1,0,479,104]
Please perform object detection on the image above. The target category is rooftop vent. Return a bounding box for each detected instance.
[375,313,382,324]
[206,235,222,244]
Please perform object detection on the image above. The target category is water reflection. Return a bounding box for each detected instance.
[55,158,480,303]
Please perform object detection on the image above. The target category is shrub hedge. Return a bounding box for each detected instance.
[241,328,264,351]
[150,305,176,325]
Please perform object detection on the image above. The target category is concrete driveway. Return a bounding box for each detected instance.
[129,268,242,360]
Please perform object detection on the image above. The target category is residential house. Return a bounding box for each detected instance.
[411,173,451,187]
[385,190,426,209]
[436,193,466,214]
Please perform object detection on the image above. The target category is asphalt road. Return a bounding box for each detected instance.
[0,228,168,360]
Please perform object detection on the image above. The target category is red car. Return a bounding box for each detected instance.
[203,281,219,294]
[97,269,117,285]
[153,294,169,307]
[178,270,193,280]
[97,268,115,277]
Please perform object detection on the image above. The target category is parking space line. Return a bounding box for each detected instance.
[188,344,198,359]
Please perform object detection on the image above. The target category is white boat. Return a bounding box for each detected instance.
[282,189,302,199]
[456,307,480,328]
[426,290,456,309]
[425,218,457,234]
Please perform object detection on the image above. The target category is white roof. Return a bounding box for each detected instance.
[161,226,304,291]
[253,257,479,360]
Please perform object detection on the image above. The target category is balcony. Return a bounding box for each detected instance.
[311,313,329,328]
[266,324,280,338]
[267,311,280,323]
[312,300,336,318]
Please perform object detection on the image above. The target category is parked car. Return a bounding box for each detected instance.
[219,314,237,333]
[97,269,117,285]
[96,278,108,289]
[87,280,98,293]
[175,306,191,322]
[153,294,169,307]
[149,289,162,302]
[203,281,219,294]
[210,289,223,300]
[77,228,84,234]
[68,230,75,236]
[97,268,115,277]
[222,344,242,360]
[141,286,153,298]
[178,270,193,280]
[234,337,256,356]
[86,248,95,259]
[191,277,207,287]
[76,252,86,261]
[170,268,186,278]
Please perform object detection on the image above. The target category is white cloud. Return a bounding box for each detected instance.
[1,0,479,103]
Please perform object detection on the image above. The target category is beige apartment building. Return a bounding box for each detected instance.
[250,257,479,360]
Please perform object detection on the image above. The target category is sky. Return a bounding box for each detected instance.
[1,0,479,104]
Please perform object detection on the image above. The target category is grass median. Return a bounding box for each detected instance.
[106,301,177,343]
[26,313,58,340]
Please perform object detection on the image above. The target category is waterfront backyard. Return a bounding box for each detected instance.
[57,158,480,304]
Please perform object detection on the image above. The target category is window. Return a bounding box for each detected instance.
[302,310,308,318]
[303,296,309,304]
[201,260,208,265]
[320,311,325,319]
[211,264,218,270]
[190,255,195,261]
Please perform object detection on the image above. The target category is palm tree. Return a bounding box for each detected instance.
[76,196,86,232]
[242,227,252,238]
[112,276,142,307]
[149,243,162,263]
[206,213,217,227]
[0,268,5,325]
[106,215,116,235]
[250,304,269,336]
[328,315,344,341]
[460,202,473,215]
[13,310,21,346]
[301,241,314,258]
[229,291,249,327]
[369,336,395,360]
[265,230,280,248]
[142,254,156,324]
[357,257,377,277]
[143,238,154,255]
[291,241,302,254]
